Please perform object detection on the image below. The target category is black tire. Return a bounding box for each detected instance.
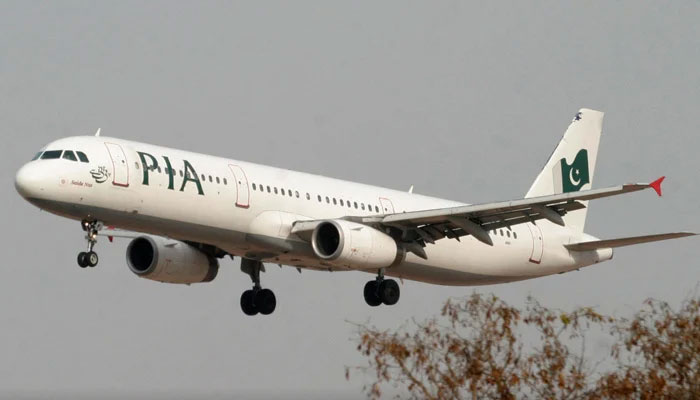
[379,279,400,306]
[363,280,382,307]
[255,289,276,315]
[77,252,88,268]
[87,251,99,267]
[240,290,258,316]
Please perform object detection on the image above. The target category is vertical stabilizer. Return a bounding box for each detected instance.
[525,109,604,232]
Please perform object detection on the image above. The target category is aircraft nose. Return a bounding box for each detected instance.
[15,163,41,199]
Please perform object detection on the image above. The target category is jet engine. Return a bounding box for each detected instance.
[126,235,219,284]
[311,220,400,269]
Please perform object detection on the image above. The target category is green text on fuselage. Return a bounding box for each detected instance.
[137,151,204,195]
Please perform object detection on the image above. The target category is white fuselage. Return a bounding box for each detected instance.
[15,136,612,286]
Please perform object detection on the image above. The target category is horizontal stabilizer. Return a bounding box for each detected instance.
[565,232,696,251]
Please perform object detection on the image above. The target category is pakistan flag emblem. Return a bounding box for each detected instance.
[559,149,590,193]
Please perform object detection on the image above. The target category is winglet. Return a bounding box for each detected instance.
[650,176,665,197]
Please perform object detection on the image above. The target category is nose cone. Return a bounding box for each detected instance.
[15,163,41,199]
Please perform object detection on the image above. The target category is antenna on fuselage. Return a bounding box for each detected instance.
[94,128,101,137]
[408,185,414,194]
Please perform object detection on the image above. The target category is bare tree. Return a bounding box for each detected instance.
[349,293,699,399]
[594,298,700,399]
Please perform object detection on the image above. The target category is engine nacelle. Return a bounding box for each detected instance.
[126,236,219,284]
[311,220,400,270]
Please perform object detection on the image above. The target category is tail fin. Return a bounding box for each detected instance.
[525,108,604,232]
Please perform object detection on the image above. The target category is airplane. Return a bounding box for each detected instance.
[14,109,695,316]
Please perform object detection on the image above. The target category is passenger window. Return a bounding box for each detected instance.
[224,178,227,185]
[76,151,89,163]
[201,174,205,181]
[32,152,43,161]
[274,187,278,194]
[317,195,322,202]
[499,229,504,236]
[333,198,337,205]
[325,196,330,203]
[507,231,511,238]
[513,232,518,239]
[288,190,293,197]
[41,150,62,159]
[267,186,271,193]
[295,191,300,198]
[375,206,379,213]
[208,175,213,183]
[62,151,78,161]
[340,199,344,206]
[280,188,285,195]
[157,167,162,173]
[361,203,365,210]
[306,193,310,200]
[252,183,257,190]
[347,201,352,208]
[179,170,183,177]
[216,177,220,184]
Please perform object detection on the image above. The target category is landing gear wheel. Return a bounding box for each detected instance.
[77,252,89,268]
[379,279,400,305]
[86,251,99,267]
[239,259,277,316]
[78,220,102,269]
[240,290,258,316]
[363,280,382,307]
[255,289,277,315]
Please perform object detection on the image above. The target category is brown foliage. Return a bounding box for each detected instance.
[349,293,700,399]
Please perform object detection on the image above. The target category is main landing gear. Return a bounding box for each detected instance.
[363,269,400,307]
[77,220,101,268]
[239,258,277,316]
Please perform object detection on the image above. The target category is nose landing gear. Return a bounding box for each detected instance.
[363,269,400,307]
[77,220,101,268]
[239,258,277,316]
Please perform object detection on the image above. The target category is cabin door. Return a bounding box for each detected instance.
[526,223,544,264]
[228,164,250,208]
[104,142,129,187]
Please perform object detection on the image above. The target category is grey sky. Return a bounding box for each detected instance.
[1,1,699,398]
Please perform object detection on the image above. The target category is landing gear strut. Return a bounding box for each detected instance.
[363,268,400,307]
[239,258,276,316]
[77,220,101,268]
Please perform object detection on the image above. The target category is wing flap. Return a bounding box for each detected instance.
[565,232,696,251]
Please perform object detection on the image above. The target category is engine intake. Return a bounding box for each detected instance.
[311,220,400,269]
[126,236,219,284]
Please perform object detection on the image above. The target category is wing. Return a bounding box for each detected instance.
[345,179,665,258]
[290,179,666,259]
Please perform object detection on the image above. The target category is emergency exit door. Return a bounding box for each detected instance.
[526,223,544,264]
[228,164,250,208]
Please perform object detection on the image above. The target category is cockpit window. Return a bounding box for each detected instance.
[62,150,78,161]
[31,152,43,161]
[76,151,89,163]
[41,150,62,160]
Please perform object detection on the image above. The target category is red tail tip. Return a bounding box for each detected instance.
[650,176,665,197]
